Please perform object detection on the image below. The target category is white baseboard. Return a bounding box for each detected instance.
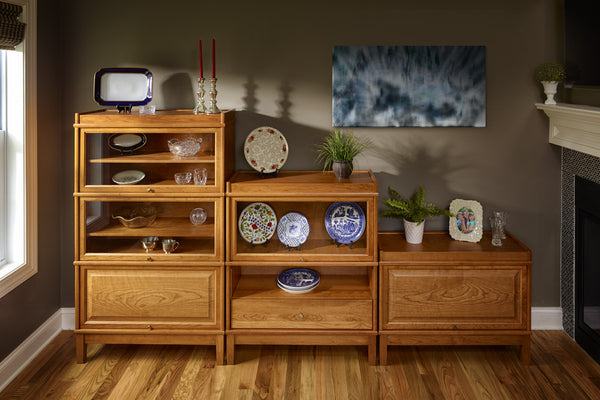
[0,308,66,392]
[532,307,563,330]
[0,306,563,392]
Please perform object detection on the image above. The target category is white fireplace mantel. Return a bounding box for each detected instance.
[536,103,600,158]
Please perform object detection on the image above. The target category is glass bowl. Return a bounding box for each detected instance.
[174,171,192,185]
[189,208,207,225]
[112,205,157,228]
[168,137,202,157]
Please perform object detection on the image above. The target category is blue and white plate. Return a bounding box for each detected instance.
[277,212,310,248]
[277,268,320,291]
[277,281,319,294]
[324,202,365,244]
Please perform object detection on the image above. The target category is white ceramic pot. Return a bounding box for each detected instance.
[542,81,558,105]
[403,219,424,244]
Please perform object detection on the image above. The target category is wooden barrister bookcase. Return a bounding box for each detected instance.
[73,109,234,364]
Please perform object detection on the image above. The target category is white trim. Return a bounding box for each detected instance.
[61,307,75,331]
[0,308,63,392]
[531,307,563,330]
[0,0,38,298]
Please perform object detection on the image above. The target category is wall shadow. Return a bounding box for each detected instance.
[162,72,195,109]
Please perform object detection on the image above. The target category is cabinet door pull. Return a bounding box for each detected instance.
[147,325,153,330]
[146,188,153,193]
[147,257,152,261]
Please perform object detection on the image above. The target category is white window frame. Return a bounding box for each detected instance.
[0,0,37,298]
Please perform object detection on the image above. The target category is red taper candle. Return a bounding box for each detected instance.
[199,40,203,78]
[212,38,216,78]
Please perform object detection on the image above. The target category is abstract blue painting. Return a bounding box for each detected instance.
[332,46,486,127]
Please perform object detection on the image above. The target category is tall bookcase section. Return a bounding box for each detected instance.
[225,170,379,365]
[73,109,235,364]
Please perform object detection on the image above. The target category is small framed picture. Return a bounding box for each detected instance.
[449,199,483,242]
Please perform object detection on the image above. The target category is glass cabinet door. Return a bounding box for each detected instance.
[78,197,223,261]
[80,129,218,193]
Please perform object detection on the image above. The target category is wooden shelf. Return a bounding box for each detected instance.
[88,217,215,237]
[232,274,372,300]
[89,152,215,164]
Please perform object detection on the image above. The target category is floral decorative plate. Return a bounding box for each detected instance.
[277,268,320,291]
[244,127,288,173]
[277,212,310,248]
[111,169,145,185]
[324,202,365,244]
[238,202,277,244]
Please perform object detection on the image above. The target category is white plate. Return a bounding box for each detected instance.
[277,268,320,290]
[108,133,147,153]
[277,281,319,294]
[277,212,310,248]
[112,169,145,185]
[244,127,289,174]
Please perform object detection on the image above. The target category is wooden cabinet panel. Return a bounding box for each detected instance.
[384,267,524,329]
[231,299,372,329]
[79,266,220,330]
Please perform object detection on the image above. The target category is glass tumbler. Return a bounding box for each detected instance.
[194,168,208,185]
[490,217,503,247]
[492,211,507,239]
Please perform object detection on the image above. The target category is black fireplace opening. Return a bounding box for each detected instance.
[575,176,600,363]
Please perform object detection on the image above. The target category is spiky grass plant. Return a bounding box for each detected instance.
[381,186,452,225]
[534,62,566,82]
[315,130,370,171]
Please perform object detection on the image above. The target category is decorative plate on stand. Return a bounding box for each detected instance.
[324,202,365,244]
[238,202,277,245]
[277,212,310,248]
[244,127,289,174]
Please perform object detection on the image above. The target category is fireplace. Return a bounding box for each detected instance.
[575,176,600,361]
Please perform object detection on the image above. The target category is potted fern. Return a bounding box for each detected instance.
[315,129,370,179]
[534,62,566,105]
[381,186,452,244]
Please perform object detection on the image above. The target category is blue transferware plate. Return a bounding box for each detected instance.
[324,202,365,244]
[277,268,320,290]
[277,212,310,248]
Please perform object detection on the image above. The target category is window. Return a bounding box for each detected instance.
[0,0,37,298]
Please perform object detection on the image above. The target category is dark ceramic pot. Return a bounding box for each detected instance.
[332,161,352,179]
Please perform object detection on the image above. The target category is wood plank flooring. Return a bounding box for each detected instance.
[2,330,600,399]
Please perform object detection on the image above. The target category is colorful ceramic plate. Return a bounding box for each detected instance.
[277,212,310,248]
[324,202,365,244]
[238,202,277,244]
[111,169,145,185]
[244,127,288,173]
[277,268,320,291]
[109,133,147,153]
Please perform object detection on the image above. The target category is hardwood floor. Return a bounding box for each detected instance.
[2,330,600,399]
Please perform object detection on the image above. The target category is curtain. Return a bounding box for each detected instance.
[0,1,25,50]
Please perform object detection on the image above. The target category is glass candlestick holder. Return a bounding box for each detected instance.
[193,77,207,114]
[490,217,503,247]
[206,77,221,114]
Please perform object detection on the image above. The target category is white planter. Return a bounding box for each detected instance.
[403,219,425,244]
[542,81,559,105]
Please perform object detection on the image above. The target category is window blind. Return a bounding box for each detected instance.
[0,2,24,50]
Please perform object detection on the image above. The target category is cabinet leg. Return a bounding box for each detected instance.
[520,338,531,365]
[76,334,86,364]
[379,335,388,366]
[368,336,377,366]
[226,335,235,365]
[215,335,224,366]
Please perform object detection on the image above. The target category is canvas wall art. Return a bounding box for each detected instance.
[332,46,486,127]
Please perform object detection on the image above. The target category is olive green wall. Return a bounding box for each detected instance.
[0,0,62,361]
[57,0,563,310]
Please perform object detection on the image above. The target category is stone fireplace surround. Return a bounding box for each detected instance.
[536,103,600,337]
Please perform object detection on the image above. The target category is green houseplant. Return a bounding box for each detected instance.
[381,186,452,244]
[315,129,370,179]
[534,62,566,105]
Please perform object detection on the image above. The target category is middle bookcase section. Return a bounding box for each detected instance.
[226,170,378,263]
[77,196,224,261]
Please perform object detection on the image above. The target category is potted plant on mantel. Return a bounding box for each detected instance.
[381,186,452,244]
[534,62,566,105]
[315,129,370,179]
